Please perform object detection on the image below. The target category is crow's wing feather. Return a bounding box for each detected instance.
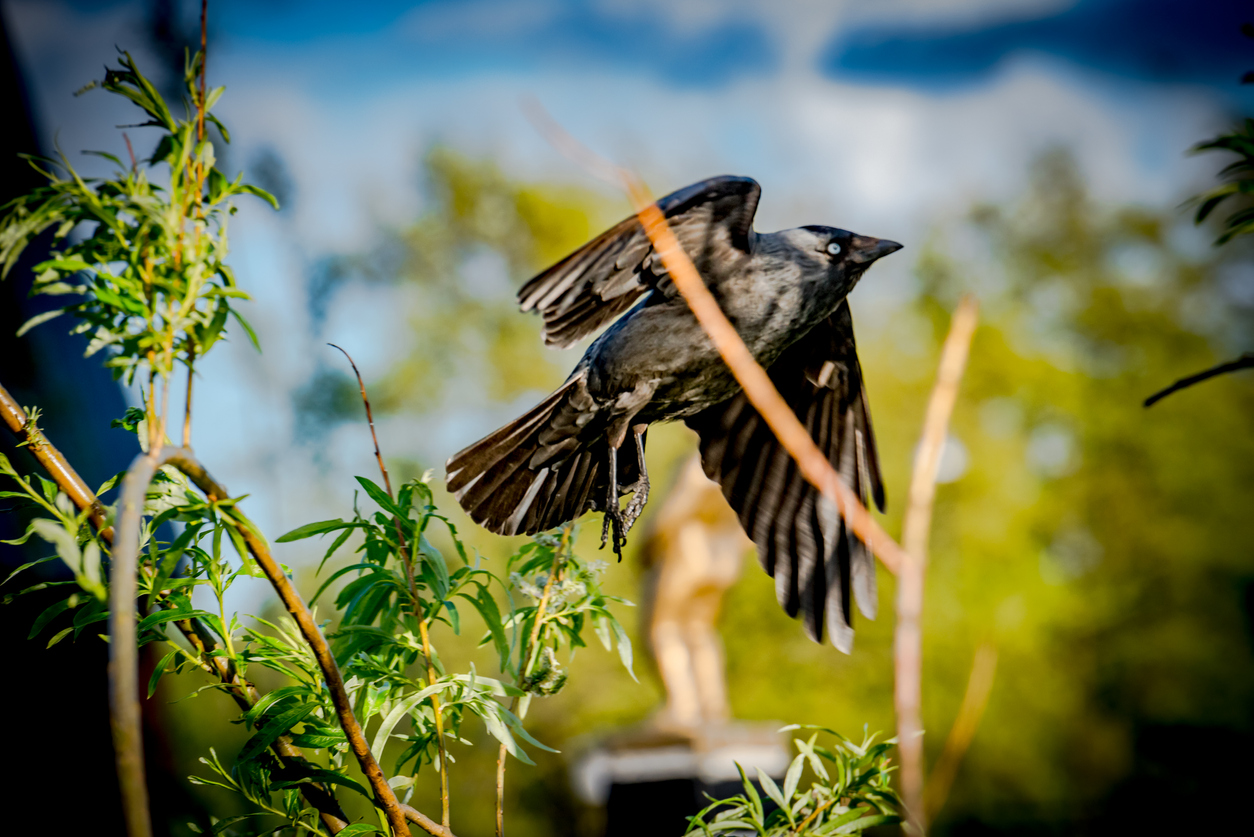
[685,300,884,652]
[518,175,761,348]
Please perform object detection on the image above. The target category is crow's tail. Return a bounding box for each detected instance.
[446,378,637,537]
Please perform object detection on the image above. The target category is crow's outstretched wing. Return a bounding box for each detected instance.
[685,301,885,652]
[518,175,761,349]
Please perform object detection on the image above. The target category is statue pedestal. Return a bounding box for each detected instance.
[571,721,789,836]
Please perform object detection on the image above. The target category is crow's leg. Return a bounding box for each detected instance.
[621,425,650,534]
[600,442,626,557]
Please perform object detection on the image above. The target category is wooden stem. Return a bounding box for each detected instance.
[894,295,979,835]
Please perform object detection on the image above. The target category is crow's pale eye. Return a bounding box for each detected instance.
[826,241,842,256]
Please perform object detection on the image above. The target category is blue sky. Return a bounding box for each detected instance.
[4,0,1246,575]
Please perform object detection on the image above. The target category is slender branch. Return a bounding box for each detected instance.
[112,445,189,837]
[198,0,208,145]
[1143,352,1254,407]
[330,342,452,827]
[418,618,451,826]
[626,181,905,574]
[924,645,997,822]
[894,295,979,836]
[496,528,568,837]
[183,344,195,448]
[0,387,111,538]
[328,344,393,496]
[0,383,351,832]
[163,452,419,837]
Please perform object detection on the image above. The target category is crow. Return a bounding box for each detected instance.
[446,175,900,650]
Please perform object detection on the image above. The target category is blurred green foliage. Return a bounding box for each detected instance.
[328,149,1254,835]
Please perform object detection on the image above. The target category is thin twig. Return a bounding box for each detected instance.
[522,104,906,575]
[626,181,905,574]
[182,343,195,448]
[123,132,137,172]
[328,344,393,496]
[198,0,207,145]
[495,527,569,837]
[0,383,352,832]
[1143,352,1254,407]
[329,342,453,827]
[0,387,112,538]
[925,645,997,822]
[895,295,979,835]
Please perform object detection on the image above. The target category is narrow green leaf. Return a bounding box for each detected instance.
[276,518,349,543]
[332,824,379,837]
[371,688,443,758]
[270,766,371,801]
[237,702,320,763]
[148,646,181,698]
[28,596,73,639]
[45,626,73,648]
[783,753,804,804]
[137,608,213,633]
[834,813,902,833]
[16,308,66,337]
[756,767,788,815]
[355,477,402,518]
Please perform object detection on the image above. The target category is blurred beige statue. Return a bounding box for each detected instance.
[640,455,752,730]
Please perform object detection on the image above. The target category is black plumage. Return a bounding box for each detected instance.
[446,175,899,650]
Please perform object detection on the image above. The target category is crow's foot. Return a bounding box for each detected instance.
[620,429,650,535]
[599,442,627,560]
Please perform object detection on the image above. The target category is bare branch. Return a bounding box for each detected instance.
[182,344,195,448]
[895,295,979,835]
[0,386,112,539]
[925,644,997,821]
[625,180,906,575]
[1143,352,1254,407]
[330,342,453,828]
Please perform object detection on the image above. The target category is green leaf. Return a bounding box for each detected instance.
[2,553,57,583]
[311,562,378,605]
[833,813,902,833]
[355,477,402,518]
[478,700,533,765]
[371,687,444,758]
[148,646,182,698]
[28,596,74,639]
[276,518,349,543]
[783,752,804,805]
[237,183,280,210]
[270,766,371,801]
[470,586,509,665]
[209,815,264,835]
[607,612,636,681]
[45,626,73,648]
[241,685,311,726]
[16,308,66,337]
[756,767,788,817]
[229,308,261,351]
[238,701,320,763]
[137,608,213,633]
[319,526,356,573]
[331,824,379,837]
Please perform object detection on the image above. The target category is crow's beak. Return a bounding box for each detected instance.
[849,236,903,265]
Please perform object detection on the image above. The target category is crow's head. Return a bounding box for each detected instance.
[797,225,903,294]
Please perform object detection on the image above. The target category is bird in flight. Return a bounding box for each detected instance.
[446,176,901,650]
